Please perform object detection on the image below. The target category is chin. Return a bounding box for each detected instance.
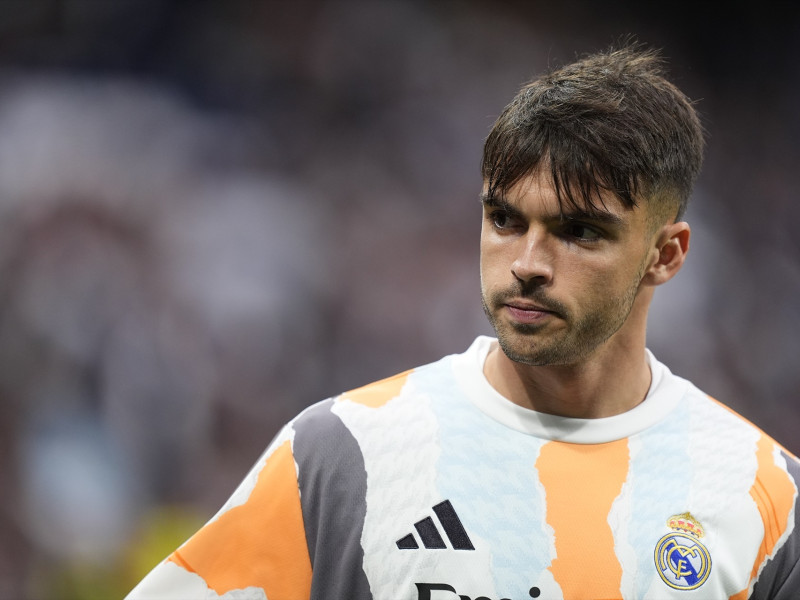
[496,334,556,366]
[495,330,591,367]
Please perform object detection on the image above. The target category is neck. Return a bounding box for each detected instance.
[483,302,652,419]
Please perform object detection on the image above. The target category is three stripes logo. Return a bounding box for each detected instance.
[396,500,475,550]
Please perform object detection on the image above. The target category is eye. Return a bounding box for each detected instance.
[490,210,509,228]
[562,222,602,241]
[488,209,520,231]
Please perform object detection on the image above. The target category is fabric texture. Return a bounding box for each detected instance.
[125,336,800,600]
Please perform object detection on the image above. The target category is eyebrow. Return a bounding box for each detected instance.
[480,193,515,211]
[480,192,625,227]
[560,208,625,227]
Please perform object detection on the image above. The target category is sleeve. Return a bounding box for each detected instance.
[124,425,312,600]
[746,448,800,600]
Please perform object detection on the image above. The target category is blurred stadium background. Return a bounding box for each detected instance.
[0,1,797,598]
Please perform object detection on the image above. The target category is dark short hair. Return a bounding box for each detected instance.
[481,43,705,221]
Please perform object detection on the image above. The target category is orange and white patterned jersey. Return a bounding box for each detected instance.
[126,336,800,600]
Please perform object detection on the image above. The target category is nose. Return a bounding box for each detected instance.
[511,231,554,284]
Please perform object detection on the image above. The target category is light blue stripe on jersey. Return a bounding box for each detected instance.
[412,358,551,598]
[627,396,691,598]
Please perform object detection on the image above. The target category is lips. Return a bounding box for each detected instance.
[504,301,557,324]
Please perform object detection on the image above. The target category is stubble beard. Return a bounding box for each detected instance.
[481,275,643,367]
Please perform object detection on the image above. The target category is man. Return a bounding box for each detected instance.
[126,44,800,600]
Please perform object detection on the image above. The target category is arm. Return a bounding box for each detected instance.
[747,449,800,600]
[125,428,312,600]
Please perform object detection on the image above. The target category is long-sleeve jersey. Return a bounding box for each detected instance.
[126,336,800,599]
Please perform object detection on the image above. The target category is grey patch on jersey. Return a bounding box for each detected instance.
[293,398,372,600]
[749,450,800,600]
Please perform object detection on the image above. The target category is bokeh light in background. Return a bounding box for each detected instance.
[0,1,797,598]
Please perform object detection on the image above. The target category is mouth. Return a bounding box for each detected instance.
[503,301,559,324]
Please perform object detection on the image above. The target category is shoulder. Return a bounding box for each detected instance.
[284,339,488,473]
[289,365,430,435]
[681,388,799,545]
[651,358,793,457]
[688,386,798,465]
[649,363,799,494]
[294,340,479,429]
[286,350,456,447]
[676,381,799,478]
[649,372,800,596]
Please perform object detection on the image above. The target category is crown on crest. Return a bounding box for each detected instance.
[667,512,705,538]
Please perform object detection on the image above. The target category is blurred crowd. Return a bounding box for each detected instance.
[0,1,797,598]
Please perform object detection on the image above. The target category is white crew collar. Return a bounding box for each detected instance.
[453,335,689,444]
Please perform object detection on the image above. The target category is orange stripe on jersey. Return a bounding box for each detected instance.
[537,439,629,600]
[339,369,412,408]
[729,434,796,600]
[167,440,311,599]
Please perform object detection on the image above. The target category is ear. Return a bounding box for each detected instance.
[642,221,690,286]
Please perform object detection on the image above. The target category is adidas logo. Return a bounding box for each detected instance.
[396,500,475,550]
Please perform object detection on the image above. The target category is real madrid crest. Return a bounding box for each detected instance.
[654,512,712,590]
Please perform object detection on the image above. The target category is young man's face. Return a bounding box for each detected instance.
[479,169,658,367]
